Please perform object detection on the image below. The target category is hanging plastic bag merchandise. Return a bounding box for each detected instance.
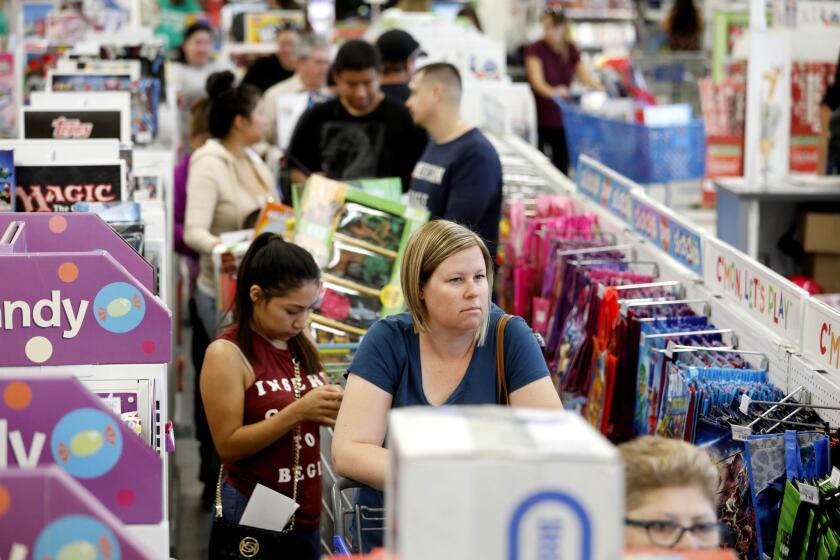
[744,430,830,559]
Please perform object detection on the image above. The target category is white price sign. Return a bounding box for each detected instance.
[799,483,820,505]
[704,237,807,344]
[830,467,840,487]
[731,425,753,441]
[802,298,840,377]
[739,395,752,415]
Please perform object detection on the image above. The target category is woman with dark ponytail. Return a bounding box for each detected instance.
[201,233,343,558]
[185,70,276,337]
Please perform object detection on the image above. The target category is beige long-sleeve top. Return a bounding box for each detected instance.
[184,139,275,293]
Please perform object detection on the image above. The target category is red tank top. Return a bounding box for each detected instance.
[218,326,326,529]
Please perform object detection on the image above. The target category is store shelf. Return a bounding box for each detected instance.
[565,8,636,20]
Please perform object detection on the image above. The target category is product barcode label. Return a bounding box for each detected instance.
[800,483,819,505]
[731,425,752,441]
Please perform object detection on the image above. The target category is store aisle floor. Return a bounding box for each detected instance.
[173,322,211,560]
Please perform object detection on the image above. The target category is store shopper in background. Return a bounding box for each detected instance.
[526,8,604,174]
[174,98,217,509]
[405,63,503,257]
[818,53,840,175]
[286,39,427,189]
[663,0,703,51]
[376,29,425,104]
[619,436,723,550]
[242,23,300,93]
[332,220,563,551]
[201,233,343,559]
[170,22,232,152]
[262,33,333,146]
[184,71,275,338]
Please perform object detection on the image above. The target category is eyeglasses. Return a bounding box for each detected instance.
[625,518,725,549]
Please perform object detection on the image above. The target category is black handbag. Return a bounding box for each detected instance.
[208,360,306,560]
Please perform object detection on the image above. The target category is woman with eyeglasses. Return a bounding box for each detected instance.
[619,436,725,550]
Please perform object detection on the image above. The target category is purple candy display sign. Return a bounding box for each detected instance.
[0,467,155,559]
[0,216,169,366]
[0,375,162,524]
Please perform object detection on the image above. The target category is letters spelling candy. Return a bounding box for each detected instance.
[0,290,88,339]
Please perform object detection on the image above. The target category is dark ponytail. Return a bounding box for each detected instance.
[204,70,261,139]
[235,233,323,375]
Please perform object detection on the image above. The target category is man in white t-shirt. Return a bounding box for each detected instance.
[262,34,332,145]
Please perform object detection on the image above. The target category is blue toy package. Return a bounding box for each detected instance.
[0,149,14,212]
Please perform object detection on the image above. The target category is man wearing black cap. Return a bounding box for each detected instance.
[375,29,424,104]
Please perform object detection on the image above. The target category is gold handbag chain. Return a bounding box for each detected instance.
[215,358,304,534]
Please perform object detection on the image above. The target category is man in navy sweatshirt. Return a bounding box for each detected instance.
[405,63,503,257]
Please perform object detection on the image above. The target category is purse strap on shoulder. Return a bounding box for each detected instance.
[496,314,514,405]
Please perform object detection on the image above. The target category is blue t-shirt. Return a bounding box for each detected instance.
[406,128,503,257]
[345,304,549,550]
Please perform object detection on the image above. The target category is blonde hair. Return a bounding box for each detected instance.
[618,436,720,511]
[400,220,494,346]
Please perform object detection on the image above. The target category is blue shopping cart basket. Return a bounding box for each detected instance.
[558,100,706,184]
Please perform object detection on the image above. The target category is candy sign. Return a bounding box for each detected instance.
[704,237,807,343]
[0,218,170,366]
[0,375,163,525]
[802,299,840,375]
[0,468,156,560]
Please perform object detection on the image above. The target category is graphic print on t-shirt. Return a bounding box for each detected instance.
[320,121,385,179]
[411,161,445,184]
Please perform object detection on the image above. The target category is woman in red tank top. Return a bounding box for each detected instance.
[201,232,344,558]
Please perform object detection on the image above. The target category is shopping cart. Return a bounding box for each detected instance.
[331,477,386,555]
[632,52,709,115]
[558,100,706,185]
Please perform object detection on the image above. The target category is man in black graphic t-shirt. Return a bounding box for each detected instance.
[286,40,427,190]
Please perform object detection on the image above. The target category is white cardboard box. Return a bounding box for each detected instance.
[386,406,624,560]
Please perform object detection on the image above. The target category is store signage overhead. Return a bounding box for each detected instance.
[630,192,704,276]
[704,237,807,344]
[15,162,124,212]
[22,109,122,140]
[801,298,840,376]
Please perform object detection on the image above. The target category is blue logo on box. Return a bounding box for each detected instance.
[508,491,592,560]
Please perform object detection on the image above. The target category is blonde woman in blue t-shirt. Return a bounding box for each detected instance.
[332,219,562,551]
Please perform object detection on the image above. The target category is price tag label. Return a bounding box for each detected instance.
[731,425,752,441]
[830,467,840,487]
[799,483,820,505]
[739,395,752,415]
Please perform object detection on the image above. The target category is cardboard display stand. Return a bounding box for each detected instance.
[0,212,154,296]
[0,215,169,365]
[0,467,156,559]
[0,212,171,554]
[0,375,163,525]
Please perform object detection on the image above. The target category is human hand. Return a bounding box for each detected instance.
[296,384,344,426]
[554,85,571,98]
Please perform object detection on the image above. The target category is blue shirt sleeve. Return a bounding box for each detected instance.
[503,315,551,392]
[346,318,405,395]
